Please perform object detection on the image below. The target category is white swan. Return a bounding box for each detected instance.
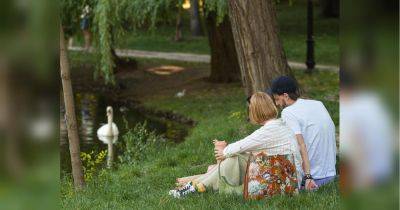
[97,106,119,144]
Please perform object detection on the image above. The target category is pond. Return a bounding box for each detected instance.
[60,91,192,174]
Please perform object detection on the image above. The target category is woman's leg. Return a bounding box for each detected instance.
[176,163,218,185]
[207,164,217,172]
[194,156,242,191]
[176,174,204,185]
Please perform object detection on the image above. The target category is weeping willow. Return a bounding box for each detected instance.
[203,0,228,24]
[61,0,290,84]
[61,0,248,84]
[203,0,290,25]
[61,0,178,84]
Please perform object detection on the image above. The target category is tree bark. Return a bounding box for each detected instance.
[60,27,85,189]
[228,0,291,96]
[321,0,340,18]
[175,6,183,41]
[0,69,24,180]
[111,48,137,72]
[206,12,241,83]
[190,0,203,36]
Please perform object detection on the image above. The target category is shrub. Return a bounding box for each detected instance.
[80,149,107,181]
[117,119,164,165]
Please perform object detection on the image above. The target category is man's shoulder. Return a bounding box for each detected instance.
[281,107,297,120]
[300,98,322,104]
[295,98,324,108]
[281,107,292,115]
[283,99,324,114]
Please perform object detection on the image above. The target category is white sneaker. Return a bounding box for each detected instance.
[168,182,196,198]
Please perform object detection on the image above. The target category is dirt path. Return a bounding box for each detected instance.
[70,54,240,102]
[69,46,339,72]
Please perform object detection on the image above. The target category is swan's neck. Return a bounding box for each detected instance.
[107,114,113,135]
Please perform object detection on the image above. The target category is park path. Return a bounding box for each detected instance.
[69,46,339,72]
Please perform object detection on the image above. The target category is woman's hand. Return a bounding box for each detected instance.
[214,148,226,161]
[213,139,227,146]
[213,140,227,161]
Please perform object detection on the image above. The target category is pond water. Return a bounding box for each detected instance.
[60,91,191,174]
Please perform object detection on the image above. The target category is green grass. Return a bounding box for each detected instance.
[61,60,339,209]
[119,26,210,55]
[277,1,339,65]
[72,1,339,65]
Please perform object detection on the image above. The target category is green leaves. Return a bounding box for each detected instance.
[93,0,115,84]
[62,0,179,85]
[204,0,228,24]
[117,119,164,165]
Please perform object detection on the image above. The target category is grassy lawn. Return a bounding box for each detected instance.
[61,55,339,209]
[72,1,339,65]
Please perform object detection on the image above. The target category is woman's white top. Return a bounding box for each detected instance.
[223,118,303,175]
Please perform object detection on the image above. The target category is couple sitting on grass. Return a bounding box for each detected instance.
[169,76,337,199]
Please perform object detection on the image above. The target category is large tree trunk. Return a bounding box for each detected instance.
[60,27,85,189]
[175,6,183,41]
[320,0,340,18]
[206,12,241,83]
[0,70,24,180]
[110,30,137,72]
[111,48,137,72]
[190,0,203,36]
[228,0,291,96]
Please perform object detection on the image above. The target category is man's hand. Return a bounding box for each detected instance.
[305,179,318,190]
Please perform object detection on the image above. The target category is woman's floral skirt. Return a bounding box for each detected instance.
[244,152,299,200]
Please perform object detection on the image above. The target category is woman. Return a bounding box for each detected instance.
[169,92,303,198]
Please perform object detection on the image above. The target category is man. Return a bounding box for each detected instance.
[80,5,92,51]
[268,76,337,188]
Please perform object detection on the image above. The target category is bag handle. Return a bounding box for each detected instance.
[218,153,250,187]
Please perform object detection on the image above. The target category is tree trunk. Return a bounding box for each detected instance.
[111,48,137,72]
[228,0,291,96]
[320,0,340,18]
[190,0,203,36]
[175,6,183,41]
[206,12,241,83]
[0,70,24,180]
[60,27,85,189]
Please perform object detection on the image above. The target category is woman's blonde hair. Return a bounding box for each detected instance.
[248,92,278,125]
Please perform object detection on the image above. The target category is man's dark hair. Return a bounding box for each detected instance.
[286,92,300,101]
[267,76,300,100]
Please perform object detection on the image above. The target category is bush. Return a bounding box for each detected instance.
[80,150,107,181]
[117,119,164,164]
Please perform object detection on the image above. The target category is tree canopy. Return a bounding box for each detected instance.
[60,0,289,84]
[61,0,181,84]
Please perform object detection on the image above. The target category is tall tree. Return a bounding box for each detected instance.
[206,12,240,82]
[228,0,291,96]
[190,0,203,36]
[321,0,339,18]
[175,5,184,41]
[60,27,85,189]
[61,0,178,84]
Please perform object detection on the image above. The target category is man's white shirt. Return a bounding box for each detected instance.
[281,98,336,179]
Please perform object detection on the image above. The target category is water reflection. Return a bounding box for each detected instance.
[79,93,96,144]
[60,93,97,146]
[60,91,190,173]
